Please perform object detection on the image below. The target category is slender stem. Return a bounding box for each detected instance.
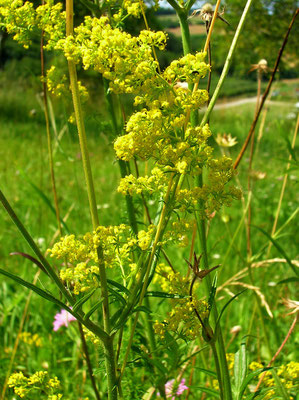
[0,189,73,302]
[177,8,192,55]
[78,322,102,400]
[211,342,224,400]
[118,174,177,382]
[234,8,299,169]
[247,70,262,258]
[0,270,40,400]
[203,0,222,53]
[103,335,118,400]
[65,3,117,399]
[254,314,298,392]
[40,27,62,237]
[201,0,254,127]
[66,0,99,229]
[205,21,212,106]
[177,6,232,398]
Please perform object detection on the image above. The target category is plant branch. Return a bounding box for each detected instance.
[200,0,254,127]
[254,313,298,392]
[234,8,299,169]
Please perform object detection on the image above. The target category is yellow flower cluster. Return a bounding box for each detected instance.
[19,332,42,347]
[117,167,168,196]
[83,327,101,345]
[163,52,210,84]
[249,361,299,399]
[176,156,241,216]
[0,0,65,49]
[8,370,62,399]
[57,15,166,94]
[137,224,156,250]
[153,266,209,339]
[162,219,194,248]
[48,224,154,294]
[110,0,145,20]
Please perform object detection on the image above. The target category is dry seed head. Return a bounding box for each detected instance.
[200,3,214,21]
[258,59,268,68]
[230,325,242,334]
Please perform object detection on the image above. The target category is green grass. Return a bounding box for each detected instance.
[0,74,298,399]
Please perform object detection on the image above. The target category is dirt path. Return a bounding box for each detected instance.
[210,97,295,110]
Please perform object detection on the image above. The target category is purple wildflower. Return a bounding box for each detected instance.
[53,309,77,331]
[158,378,188,399]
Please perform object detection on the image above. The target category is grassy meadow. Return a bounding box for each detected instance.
[1,65,298,399]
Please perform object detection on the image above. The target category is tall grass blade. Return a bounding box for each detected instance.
[253,225,299,276]
[20,170,69,233]
[0,268,71,313]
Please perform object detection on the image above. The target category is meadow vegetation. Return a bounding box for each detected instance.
[0,1,298,400]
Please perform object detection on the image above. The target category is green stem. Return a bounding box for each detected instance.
[118,174,178,382]
[66,1,99,230]
[176,7,233,399]
[0,189,72,303]
[211,342,224,400]
[177,9,191,55]
[0,189,109,341]
[200,0,254,127]
[103,335,118,400]
[65,2,117,398]
[40,30,62,237]
[78,322,101,400]
[196,211,232,400]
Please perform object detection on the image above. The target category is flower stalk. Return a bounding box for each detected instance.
[65,2,117,399]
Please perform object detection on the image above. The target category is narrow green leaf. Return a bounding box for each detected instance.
[193,367,217,378]
[196,386,220,398]
[272,369,289,400]
[145,291,186,299]
[244,392,260,400]
[179,345,209,366]
[208,273,218,311]
[73,289,97,312]
[10,252,50,277]
[84,300,103,320]
[234,343,247,400]
[253,225,299,276]
[107,279,130,295]
[239,368,272,399]
[133,305,151,314]
[276,277,299,285]
[108,287,126,305]
[19,170,69,233]
[0,268,71,313]
[215,290,247,334]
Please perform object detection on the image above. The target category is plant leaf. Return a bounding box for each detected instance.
[84,299,103,320]
[108,286,126,305]
[215,290,247,335]
[252,225,299,276]
[73,289,97,313]
[239,368,272,399]
[272,369,289,400]
[234,342,247,400]
[208,273,218,311]
[133,305,151,314]
[276,277,299,285]
[19,170,69,233]
[10,252,50,276]
[195,386,220,398]
[0,267,71,313]
[107,279,130,295]
[145,291,186,299]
